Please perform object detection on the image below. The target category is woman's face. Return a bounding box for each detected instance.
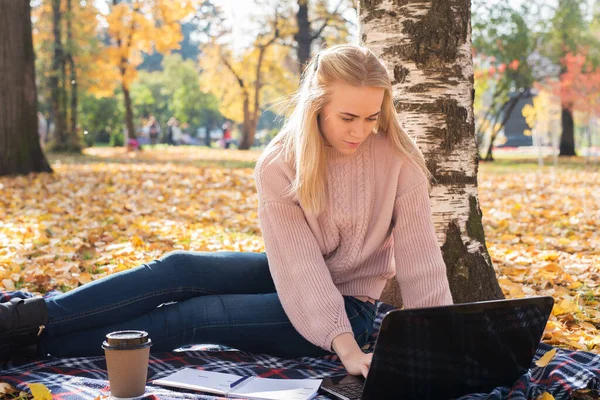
[318,81,384,155]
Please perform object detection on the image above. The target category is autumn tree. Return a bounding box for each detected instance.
[545,51,600,152]
[522,87,562,166]
[102,0,197,141]
[472,1,539,161]
[541,0,595,156]
[65,0,77,146]
[32,0,100,152]
[49,0,73,151]
[359,1,504,306]
[138,0,222,70]
[200,6,296,150]
[294,0,353,73]
[0,0,52,175]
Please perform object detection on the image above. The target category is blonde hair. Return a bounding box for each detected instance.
[268,44,432,215]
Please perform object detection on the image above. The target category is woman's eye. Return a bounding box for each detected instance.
[342,118,353,122]
[367,118,378,122]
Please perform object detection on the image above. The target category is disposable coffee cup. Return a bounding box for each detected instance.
[102,330,152,398]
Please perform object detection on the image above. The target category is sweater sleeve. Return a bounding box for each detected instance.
[392,163,454,309]
[254,152,353,351]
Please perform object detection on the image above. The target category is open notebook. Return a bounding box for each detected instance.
[152,368,322,400]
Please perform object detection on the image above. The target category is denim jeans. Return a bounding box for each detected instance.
[40,251,377,358]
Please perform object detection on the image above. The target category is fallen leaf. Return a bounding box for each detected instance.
[28,383,52,400]
[0,382,18,394]
[552,299,580,316]
[535,348,557,367]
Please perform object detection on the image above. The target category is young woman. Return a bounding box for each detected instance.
[0,44,453,378]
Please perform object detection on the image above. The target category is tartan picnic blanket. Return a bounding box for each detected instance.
[1,290,599,400]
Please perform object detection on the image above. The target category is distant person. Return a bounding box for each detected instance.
[147,116,160,146]
[167,118,183,146]
[221,121,232,149]
[1,45,453,380]
[127,138,140,152]
[167,117,176,145]
[171,120,183,145]
[37,112,47,150]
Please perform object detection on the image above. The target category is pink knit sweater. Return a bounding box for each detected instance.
[254,132,453,352]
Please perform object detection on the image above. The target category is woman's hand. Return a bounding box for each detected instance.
[340,349,373,378]
[331,332,373,378]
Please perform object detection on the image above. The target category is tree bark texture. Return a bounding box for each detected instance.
[358,0,504,306]
[122,82,136,141]
[114,0,137,141]
[0,0,52,175]
[49,0,69,151]
[559,106,576,156]
[66,0,80,151]
[295,0,311,74]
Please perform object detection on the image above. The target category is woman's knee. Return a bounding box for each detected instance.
[155,251,231,278]
[159,250,194,264]
[159,250,266,270]
[153,251,203,279]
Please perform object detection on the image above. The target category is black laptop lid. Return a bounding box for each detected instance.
[363,296,554,400]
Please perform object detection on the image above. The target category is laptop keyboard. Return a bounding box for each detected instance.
[328,383,364,400]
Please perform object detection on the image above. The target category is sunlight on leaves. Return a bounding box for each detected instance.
[479,165,600,353]
[0,148,598,354]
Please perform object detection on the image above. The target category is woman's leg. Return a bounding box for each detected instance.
[42,294,377,359]
[44,251,274,337]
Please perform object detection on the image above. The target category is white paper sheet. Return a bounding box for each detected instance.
[230,377,322,400]
[153,368,242,395]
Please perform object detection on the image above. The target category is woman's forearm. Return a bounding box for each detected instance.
[331,332,362,360]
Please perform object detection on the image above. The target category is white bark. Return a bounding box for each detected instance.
[359,0,503,303]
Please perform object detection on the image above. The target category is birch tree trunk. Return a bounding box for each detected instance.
[358,0,504,305]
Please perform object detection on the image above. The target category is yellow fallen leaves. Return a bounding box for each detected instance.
[536,393,555,400]
[0,150,264,294]
[0,382,51,400]
[552,298,581,316]
[535,348,557,367]
[27,384,52,400]
[0,148,598,355]
[480,165,600,353]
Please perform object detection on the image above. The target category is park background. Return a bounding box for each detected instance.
[0,0,599,365]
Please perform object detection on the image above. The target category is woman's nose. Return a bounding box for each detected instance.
[349,124,368,138]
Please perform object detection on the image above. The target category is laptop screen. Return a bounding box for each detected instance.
[363,297,554,400]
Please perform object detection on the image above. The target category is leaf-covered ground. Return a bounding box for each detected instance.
[0,147,598,353]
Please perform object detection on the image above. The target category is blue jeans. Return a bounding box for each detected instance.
[40,251,377,358]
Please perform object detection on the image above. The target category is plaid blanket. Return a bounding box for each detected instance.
[1,290,599,400]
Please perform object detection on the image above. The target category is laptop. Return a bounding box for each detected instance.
[319,296,554,400]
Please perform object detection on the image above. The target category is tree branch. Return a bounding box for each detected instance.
[253,7,281,120]
[310,0,344,41]
[219,51,245,90]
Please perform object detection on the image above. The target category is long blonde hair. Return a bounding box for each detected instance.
[268,44,432,215]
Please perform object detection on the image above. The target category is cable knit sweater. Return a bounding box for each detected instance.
[254,132,453,352]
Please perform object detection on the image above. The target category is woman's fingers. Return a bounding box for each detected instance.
[361,364,369,378]
[361,353,373,378]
